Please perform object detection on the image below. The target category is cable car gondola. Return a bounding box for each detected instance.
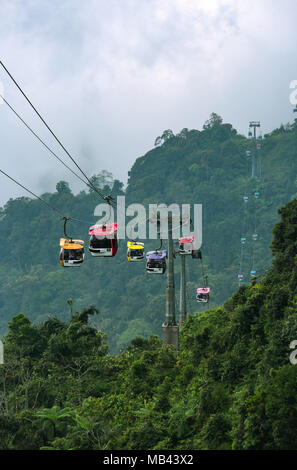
[178,235,195,255]
[196,287,210,303]
[60,238,85,267]
[127,241,145,262]
[195,256,210,303]
[89,223,118,257]
[146,250,167,274]
[59,217,85,267]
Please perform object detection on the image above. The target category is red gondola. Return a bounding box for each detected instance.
[88,223,118,257]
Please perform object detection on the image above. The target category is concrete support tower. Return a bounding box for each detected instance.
[179,254,187,326]
[162,216,179,352]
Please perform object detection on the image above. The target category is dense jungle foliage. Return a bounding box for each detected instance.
[0,113,297,352]
[1,196,297,449]
[1,112,297,449]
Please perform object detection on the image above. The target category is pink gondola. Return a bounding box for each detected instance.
[196,287,210,303]
[88,223,118,257]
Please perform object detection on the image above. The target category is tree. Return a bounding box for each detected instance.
[112,179,125,196]
[88,171,114,193]
[293,105,297,127]
[154,129,175,146]
[177,128,189,140]
[34,406,75,441]
[203,113,223,129]
[5,314,43,357]
[56,181,71,194]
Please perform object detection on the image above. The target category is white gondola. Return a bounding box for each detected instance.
[178,236,194,255]
[196,287,210,303]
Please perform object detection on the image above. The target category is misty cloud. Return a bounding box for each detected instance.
[0,0,296,206]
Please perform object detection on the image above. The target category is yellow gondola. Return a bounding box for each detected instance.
[60,238,85,267]
[127,241,145,262]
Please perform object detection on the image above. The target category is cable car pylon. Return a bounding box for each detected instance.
[179,253,187,326]
[249,121,261,179]
[162,215,179,353]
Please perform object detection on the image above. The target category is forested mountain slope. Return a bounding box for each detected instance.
[0,113,297,352]
[1,198,297,450]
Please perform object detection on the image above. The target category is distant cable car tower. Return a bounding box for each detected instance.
[249,121,261,178]
[249,121,261,138]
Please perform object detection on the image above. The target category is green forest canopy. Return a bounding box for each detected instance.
[0,113,297,353]
[1,196,297,449]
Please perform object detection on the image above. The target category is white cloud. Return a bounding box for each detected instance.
[0,0,296,205]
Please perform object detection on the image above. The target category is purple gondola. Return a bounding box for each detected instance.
[146,250,167,274]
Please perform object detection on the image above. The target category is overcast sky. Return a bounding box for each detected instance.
[0,0,296,206]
